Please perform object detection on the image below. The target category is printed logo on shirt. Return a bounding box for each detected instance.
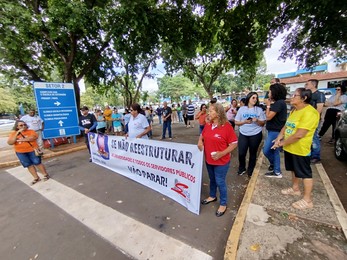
[82,119,92,125]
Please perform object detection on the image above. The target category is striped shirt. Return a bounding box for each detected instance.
[187,104,195,116]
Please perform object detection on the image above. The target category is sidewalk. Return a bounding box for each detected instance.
[0,137,86,168]
[225,153,347,259]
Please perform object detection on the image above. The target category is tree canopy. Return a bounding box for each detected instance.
[0,0,345,109]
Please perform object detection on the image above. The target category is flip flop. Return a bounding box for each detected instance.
[281,187,301,196]
[292,199,313,210]
[31,178,41,185]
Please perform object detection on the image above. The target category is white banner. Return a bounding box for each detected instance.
[89,133,203,215]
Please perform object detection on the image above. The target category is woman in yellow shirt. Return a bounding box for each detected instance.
[272,88,319,210]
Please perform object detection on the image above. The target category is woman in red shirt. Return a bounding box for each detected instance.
[197,103,238,217]
[7,120,50,185]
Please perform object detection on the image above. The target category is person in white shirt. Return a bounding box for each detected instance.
[21,109,44,149]
[319,85,347,143]
[235,92,266,177]
[126,103,151,139]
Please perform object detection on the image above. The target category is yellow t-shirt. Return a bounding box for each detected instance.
[103,108,112,121]
[283,105,319,156]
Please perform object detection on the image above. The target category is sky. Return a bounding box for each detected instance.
[142,34,300,92]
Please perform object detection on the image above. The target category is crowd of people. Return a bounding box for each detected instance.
[7,78,347,215]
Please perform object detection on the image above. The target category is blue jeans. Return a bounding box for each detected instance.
[162,120,172,138]
[147,119,152,137]
[177,111,183,122]
[158,115,162,124]
[263,131,281,174]
[199,125,205,134]
[311,128,321,160]
[206,162,230,206]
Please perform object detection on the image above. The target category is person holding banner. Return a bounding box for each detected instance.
[79,106,97,162]
[126,103,151,139]
[198,103,238,217]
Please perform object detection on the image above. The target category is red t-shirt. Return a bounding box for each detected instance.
[202,122,238,165]
[9,129,38,153]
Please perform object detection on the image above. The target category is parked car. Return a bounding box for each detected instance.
[0,113,17,120]
[319,88,336,100]
[0,119,15,135]
[334,109,347,161]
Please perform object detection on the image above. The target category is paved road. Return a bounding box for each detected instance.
[0,122,249,260]
[320,135,347,211]
[1,119,345,259]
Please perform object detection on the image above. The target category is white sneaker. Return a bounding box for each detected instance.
[265,171,282,178]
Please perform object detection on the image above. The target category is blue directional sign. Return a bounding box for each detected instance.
[33,82,80,139]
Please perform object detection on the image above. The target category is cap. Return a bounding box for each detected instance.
[81,106,89,111]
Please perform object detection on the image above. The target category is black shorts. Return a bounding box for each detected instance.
[187,115,194,121]
[284,151,312,179]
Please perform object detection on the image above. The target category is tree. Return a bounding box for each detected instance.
[157,74,204,102]
[1,0,345,111]
[0,0,121,110]
[0,87,17,113]
[278,0,347,67]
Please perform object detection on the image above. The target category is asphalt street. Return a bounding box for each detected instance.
[0,122,249,260]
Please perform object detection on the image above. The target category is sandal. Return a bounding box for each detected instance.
[281,187,301,196]
[292,199,313,210]
[43,175,50,181]
[31,178,41,185]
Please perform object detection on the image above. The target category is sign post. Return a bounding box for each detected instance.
[33,82,80,142]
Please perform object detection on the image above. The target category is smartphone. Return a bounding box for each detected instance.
[247,117,252,120]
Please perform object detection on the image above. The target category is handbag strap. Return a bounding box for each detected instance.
[19,132,34,147]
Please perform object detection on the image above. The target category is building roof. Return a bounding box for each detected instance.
[280,71,347,84]
[278,64,328,79]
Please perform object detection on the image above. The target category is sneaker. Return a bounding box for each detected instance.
[169,138,172,140]
[268,165,274,171]
[265,171,282,178]
[310,158,321,164]
[237,170,246,176]
[89,157,92,162]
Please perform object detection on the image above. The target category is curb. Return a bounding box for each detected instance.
[224,152,264,259]
[315,163,347,239]
[0,146,87,169]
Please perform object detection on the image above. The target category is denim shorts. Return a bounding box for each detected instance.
[16,151,41,168]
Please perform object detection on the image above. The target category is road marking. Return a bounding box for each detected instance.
[7,167,212,260]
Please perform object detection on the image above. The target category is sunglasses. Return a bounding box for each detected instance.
[336,88,341,91]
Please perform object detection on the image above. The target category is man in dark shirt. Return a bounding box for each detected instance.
[156,106,163,125]
[161,101,172,140]
[79,106,97,162]
[181,100,188,126]
[305,79,325,163]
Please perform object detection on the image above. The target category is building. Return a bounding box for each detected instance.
[277,59,347,92]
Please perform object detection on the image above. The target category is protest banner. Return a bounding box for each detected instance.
[89,133,204,215]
